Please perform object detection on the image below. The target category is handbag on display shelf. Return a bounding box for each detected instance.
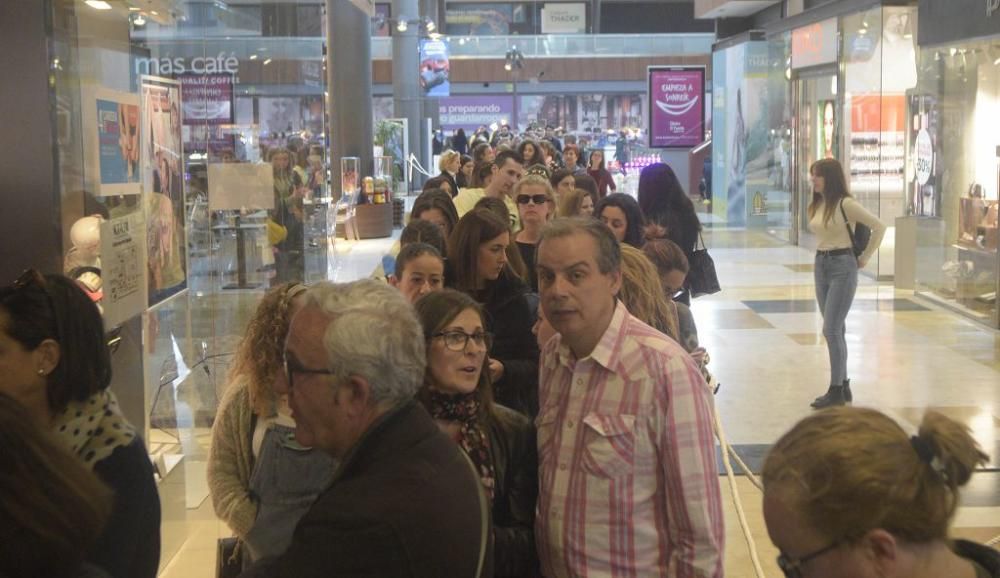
[687,232,721,297]
[216,536,243,578]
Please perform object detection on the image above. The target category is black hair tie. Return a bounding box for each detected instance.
[910,435,934,464]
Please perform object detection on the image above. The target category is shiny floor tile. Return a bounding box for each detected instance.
[783,264,814,273]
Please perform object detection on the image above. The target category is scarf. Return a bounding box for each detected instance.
[52,389,136,469]
[425,390,496,501]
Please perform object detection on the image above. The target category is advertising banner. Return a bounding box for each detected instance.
[179,74,234,125]
[648,66,705,149]
[140,76,188,307]
[438,96,515,132]
[83,88,142,196]
[791,18,837,70]
[541,3,586,33]
[419,39,450,97]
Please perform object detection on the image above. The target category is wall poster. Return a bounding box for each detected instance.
[83,88,142,196]
[419,38,451,97]
[648,66,706,149]
[140,75,188,307]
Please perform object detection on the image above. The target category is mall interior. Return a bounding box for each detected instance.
[1,0,999,576]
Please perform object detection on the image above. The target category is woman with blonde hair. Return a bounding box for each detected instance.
[618,244,680,342]
[512,175,555,291]
[208,282,337,564]
[763,407,997,577]
[557,187,595,218]
[438,149,461,196]
[807,158,887,409]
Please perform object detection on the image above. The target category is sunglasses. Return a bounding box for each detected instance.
[516,194,548,205]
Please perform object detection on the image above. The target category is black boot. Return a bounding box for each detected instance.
[843,379,852,403]
[811,385,846,409]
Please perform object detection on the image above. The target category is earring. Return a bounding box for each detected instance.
[37,369,45,376]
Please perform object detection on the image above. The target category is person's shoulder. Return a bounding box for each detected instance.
[491,403,534,432]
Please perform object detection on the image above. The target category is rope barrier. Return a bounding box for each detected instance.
[712,395,768,578]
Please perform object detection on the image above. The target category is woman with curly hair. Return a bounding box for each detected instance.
[208,283,337,564]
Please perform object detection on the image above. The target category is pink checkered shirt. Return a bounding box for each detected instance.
[535,301,724,578]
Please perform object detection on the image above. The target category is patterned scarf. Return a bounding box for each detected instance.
[425,390,496,501]
[51,389,136,469]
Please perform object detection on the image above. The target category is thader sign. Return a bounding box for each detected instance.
[647,66,706,149]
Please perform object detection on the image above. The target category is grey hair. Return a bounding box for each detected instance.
[304,279,426,407]
[538,217,621,275]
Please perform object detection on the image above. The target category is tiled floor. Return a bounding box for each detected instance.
[157,227,1000,578]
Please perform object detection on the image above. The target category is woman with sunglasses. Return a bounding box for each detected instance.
[763,407,997,578]
[0,271,159,578]
[208,282,337,565]
[414,289,539,578]
[448,209,540,418]
[512,175,555,292]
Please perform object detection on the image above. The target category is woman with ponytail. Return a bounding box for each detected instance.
[762,407,997,578]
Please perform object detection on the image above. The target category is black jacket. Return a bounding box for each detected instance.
[91,437,161,578]
[241,402,492,578]
[479,270,540,418]
[955,539,1000,577]
[486,405,539,577]
[439,171,460,197]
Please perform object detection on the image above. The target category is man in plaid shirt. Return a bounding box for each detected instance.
[534,218,724,577]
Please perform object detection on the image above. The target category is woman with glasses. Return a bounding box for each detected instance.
[763,407,997,578]
[512,175,555,292]
[448,209,540,418]
[0,271,159,578]
[414,289,539,578]
[208,282,337,565]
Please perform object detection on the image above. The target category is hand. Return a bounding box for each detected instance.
[488,358,504,383]
[858,257,868,268]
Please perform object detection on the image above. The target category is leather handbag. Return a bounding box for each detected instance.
[687,232,721,297]
[840,200,871,258]
[216,536,243,578]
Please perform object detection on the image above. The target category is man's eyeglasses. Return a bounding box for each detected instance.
[432,330,493,352]
[516,194,548,206]
[776,539,843,578]
[283,353,335,390]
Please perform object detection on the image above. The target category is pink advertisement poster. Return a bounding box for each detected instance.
[648,67,705,148]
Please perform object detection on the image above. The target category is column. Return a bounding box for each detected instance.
[327,0,375,198]
[393,0,426,189]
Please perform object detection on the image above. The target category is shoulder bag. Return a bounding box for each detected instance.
[687,231,721,297]
[839,200,871,258]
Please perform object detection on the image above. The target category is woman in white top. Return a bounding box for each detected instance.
[807,158,887,409]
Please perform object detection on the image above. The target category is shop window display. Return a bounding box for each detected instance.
[912,37,1000,326]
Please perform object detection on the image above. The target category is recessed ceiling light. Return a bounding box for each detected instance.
[85,0,112,9]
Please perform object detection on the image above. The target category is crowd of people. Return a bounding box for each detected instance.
[0,148,997,578]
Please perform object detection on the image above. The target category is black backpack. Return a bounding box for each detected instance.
[840,200,871,258]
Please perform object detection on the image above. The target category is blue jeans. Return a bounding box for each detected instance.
[814,252,858,387]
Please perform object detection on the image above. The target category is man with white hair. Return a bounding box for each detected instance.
[240,279,492,578]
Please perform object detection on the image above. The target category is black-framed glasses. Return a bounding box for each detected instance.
[283,352,335,390]
[776,540,843,578]
[432,330,493,352]
[516,194,548,205]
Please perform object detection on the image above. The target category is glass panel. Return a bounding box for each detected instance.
[913,34,1000,327]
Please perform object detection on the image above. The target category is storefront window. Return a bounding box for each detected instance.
[912,37,1000,326]
[48,1,333,568]
[766,31,794,242]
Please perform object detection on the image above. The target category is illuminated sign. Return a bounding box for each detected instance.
[792,18,837,70]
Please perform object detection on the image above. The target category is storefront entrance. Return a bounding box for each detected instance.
[792,67,839,248]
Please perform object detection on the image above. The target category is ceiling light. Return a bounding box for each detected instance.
[134,13,146,25]
[249,54,258,60]
[425,19,435,32]
[428,32,441,40]
[397,19,408,32]
[150,10,158,15]
[504,62,512,71]
[85,0,112,9]
[263,58,272,65]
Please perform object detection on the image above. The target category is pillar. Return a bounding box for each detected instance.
[392,0,426,190]
[327,0,375,198]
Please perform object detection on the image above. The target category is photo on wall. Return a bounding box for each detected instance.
[83,88,142,196]
[140,75,188,307]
